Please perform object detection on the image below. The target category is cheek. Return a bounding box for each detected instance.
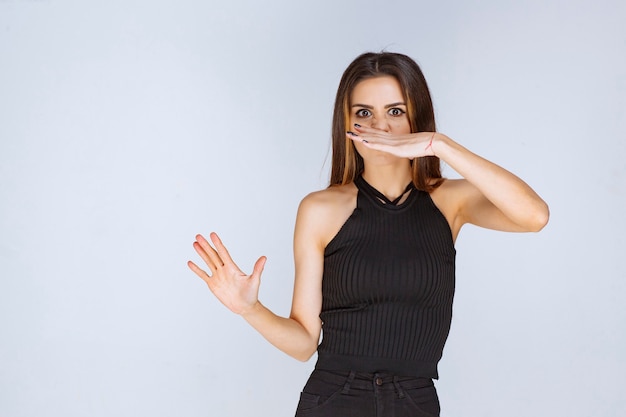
[391,117,411,133]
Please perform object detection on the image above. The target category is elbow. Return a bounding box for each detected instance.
[528,202,550,232]
[295,354,314,363]
[293,345,318,362]
[290,336,319,362]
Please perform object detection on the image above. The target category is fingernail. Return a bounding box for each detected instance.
[347,131,358,136]
[354,123,361,128]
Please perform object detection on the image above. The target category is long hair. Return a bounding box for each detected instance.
[329,52,443,192]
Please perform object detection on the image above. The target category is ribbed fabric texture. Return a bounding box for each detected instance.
[316,175,456,379]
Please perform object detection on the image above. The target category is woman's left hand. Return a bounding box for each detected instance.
[347,124,439,159]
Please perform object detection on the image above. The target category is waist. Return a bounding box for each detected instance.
[306,368,433,391]
[315,352,440,379]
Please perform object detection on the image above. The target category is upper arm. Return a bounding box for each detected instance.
[288,194,325,348]
[432,179,530,238]
[458,181,530,232]
[288,187,357,352]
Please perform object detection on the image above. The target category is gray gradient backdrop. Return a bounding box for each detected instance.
[1,0,625,416]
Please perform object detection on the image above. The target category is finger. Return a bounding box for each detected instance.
[197,233,227,269]
[352,123,386,134]
[347,131,368,144]
[187,260,211,283]
[349,129,398,145]
[209,232,237,268]
[349,136,404,157]
[347,132,387,148]
[193,236,218,271]
[353,129,422,149]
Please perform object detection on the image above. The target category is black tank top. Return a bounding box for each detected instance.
[315,175,456,379]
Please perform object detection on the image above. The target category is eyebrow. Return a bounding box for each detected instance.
[351,102,407,109]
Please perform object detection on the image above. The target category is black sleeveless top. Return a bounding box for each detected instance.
[315,175,456,379]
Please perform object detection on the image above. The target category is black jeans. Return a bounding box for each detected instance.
[294,369,440,417]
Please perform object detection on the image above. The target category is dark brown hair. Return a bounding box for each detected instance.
[330,52,443,192]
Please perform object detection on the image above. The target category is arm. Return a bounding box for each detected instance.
[430,134,549,233]
[239,194,324,361]
[187,196,323,362]
[350,127,549,233]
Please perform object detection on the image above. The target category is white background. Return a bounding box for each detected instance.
[1,0,624,416]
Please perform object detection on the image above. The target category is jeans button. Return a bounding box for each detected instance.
[375,377,383,386]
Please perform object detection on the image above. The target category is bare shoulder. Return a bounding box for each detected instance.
[300,183,357,209]
[296,183,357,248]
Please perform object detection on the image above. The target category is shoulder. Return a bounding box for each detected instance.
[296,183,358,249]
[299,183,357,211]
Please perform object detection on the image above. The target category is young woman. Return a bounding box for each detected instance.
[188,52,549,417]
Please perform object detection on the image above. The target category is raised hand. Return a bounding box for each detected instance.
[347,124,438,159]
[187,232,266,315]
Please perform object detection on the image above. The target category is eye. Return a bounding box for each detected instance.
[355,109,372,118]
[388,108,406,117]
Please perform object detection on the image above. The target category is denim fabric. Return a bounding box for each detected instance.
[294,369,440,417]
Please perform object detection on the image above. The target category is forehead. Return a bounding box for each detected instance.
[351,76,404,104]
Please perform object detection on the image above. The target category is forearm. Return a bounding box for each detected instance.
[433,134,549,231]
[240,301,319,361]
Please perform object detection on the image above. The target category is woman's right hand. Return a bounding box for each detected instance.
[188,232,266,315]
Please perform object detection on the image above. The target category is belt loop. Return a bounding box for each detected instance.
[342,371,356,394]
[392,376,405,399]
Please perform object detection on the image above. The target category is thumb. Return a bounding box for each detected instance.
[251,256,267,279]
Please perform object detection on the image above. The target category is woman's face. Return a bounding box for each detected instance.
[349,76,411,163]
[349,75,411,134]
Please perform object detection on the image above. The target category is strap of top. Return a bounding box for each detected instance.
[354,175,415,206]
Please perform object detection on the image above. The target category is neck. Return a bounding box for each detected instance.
[361,163,412,201]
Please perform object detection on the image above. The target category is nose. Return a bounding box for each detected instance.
[370,115,390,132]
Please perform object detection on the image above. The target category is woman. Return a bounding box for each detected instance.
[188,52,549,417]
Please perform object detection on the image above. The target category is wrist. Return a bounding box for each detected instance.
[424,132,436,155]
[429,132,452,158]
[240,300,263,319]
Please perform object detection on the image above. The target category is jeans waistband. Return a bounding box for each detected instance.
[310,369,433,392]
